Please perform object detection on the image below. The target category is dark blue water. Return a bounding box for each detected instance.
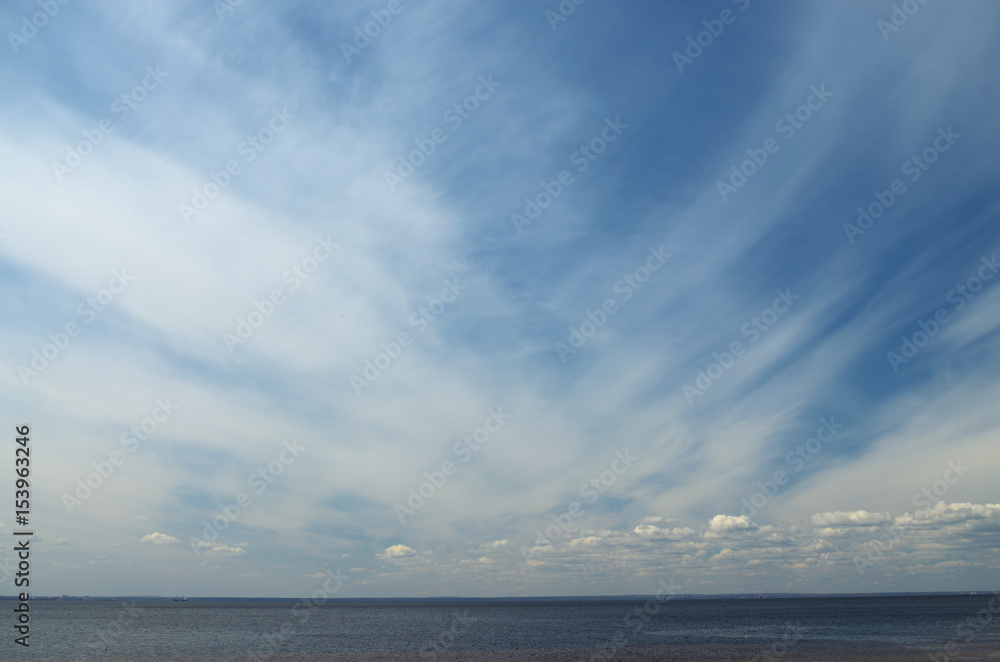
[9,594,1000,659]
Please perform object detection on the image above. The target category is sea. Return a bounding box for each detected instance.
[6,593,1000,660]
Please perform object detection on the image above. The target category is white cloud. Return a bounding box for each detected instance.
[710,548,735,562]
[191,541,248,556]
[139,532,181,545]
[633,524,696,539]
[810,510,892,527]
[900,502,1000,527]
[706,515,758,535]
[378,544,417,560]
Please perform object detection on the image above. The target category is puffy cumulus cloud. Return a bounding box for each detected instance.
[810,510,892,527]
[706,514,758,535]
[139,532,181,545]
[480,539,508,550]
[477,502,1000,593]
[903,501,1000,525]
[807,539,835,553]
[639,516,672,524]
[812,527,862,539]
[378,544,417,559]
[633,524,696,539]
[710,548,735,562]
[891,502,1000,540]
[633,524,658,537]
[568,536,603,547]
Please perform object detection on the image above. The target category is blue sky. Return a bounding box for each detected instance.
[2,0,999,598]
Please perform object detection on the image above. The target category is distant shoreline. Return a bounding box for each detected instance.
[2,591,995,602]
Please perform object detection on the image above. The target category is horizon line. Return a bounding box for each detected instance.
[3,590,996,601]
